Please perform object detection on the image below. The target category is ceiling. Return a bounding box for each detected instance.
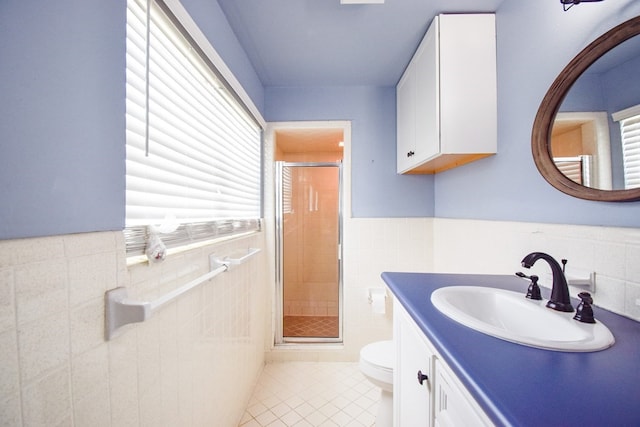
[216,0,505,87]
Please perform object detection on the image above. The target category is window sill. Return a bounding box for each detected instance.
[125,230,260,267]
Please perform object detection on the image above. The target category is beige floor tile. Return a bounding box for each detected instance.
[240,362,377,427]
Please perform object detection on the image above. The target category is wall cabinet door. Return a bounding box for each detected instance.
[394,302,435,426]
[397,65,417,173]
[397,19,439,174]
[438,14,497,158]
[396,14,497,174]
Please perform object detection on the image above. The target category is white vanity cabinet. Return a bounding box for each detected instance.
[394,301,493,426]
[396,14,497,174]
[394,301,435,426]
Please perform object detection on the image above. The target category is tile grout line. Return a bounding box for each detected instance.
[239,362,377,427]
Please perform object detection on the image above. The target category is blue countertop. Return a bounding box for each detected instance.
[382,272,640,426]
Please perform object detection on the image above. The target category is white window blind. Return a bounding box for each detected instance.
[282,166,292,214]
[125,0,262,256]
[613,104,640,190]
[553,156,592,187]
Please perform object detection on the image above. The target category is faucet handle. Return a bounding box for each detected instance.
[573,292,596,324]
[526,275,542,300]
[515,272,543,300]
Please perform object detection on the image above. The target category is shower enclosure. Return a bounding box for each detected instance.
[275,162,343,343]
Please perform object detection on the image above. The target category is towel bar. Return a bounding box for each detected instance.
[105,247,260,340]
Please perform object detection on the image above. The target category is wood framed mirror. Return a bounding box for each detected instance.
[532,15,640,202]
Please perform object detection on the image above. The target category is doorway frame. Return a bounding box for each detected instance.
[264,121,352,347]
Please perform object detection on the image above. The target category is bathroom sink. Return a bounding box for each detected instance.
[431,286,615,352]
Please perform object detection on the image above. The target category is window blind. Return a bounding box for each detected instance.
[125,0,262,256]
[613,104,640,190]
[553,156,591,186]
[282,166,292,214]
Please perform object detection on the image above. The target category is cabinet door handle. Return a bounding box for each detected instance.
[407,151,415,157]
[417,370,429,385]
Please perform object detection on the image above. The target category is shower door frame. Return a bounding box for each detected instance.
[275,161,343,344]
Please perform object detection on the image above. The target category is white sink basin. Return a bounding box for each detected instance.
[431,286,615,352]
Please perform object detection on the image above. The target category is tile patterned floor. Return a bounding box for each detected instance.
[283,316,339,338]
[239,362,378,427]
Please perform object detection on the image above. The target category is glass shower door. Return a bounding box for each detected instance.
[275,162,342,343]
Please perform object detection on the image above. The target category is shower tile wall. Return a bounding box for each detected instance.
[0,231,268,426]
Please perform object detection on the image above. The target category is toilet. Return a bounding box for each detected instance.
[359,340,394,427]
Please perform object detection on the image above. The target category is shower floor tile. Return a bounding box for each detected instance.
[283,316,339,338]
[239,362,377,427]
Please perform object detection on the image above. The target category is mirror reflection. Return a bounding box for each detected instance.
[551,34,640,191]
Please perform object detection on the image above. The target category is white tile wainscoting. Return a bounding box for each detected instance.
[0,217,638,426]
[0,231,269,426]
[432,218,640,322]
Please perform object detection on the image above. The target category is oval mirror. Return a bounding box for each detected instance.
[532,15,640,202]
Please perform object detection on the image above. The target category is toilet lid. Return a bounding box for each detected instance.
[360,340,394,369]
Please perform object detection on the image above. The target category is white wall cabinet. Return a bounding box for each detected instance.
[397,14,497,174]
[394,301,493,426]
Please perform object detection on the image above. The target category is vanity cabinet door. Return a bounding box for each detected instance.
[434,359,492,427]
[394,302,435,427]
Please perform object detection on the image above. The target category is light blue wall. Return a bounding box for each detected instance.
[0,0,127,239]
[0,0,264,240]
[180,0,265,113]
[603,52,640,113]
[433,0,640,227]
[264,86,435,217]
[2,0,640,241]
[561,73,606,112]
[561,52,640,189]
[603,54,640,188]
